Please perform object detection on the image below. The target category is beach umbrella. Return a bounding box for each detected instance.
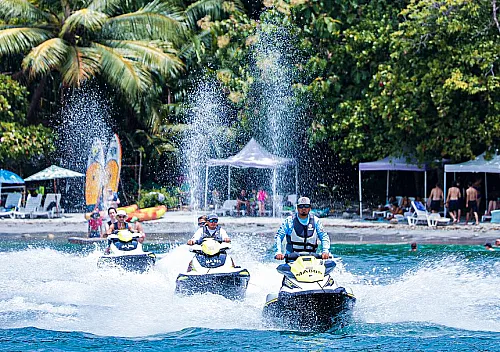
[0,169,25,196]
[24,165,85,193]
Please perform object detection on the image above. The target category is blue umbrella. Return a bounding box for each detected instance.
[0,169,25,197]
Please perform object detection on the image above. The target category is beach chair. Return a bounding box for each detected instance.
[407,201,450,227]
[0,193,22,218]
[12,195,42,219]
[32,193,64,218]
[215,200,239,216]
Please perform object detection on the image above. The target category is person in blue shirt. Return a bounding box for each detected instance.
[274,196,330,260]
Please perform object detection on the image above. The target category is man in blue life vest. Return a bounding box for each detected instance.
[274,196,330,260]
[187,213,231,245]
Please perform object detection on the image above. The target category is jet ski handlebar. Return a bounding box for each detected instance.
[284,253,329,260]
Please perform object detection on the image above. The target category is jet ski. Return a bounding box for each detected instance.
[175,238,250,300]
[263,252,356,332]
[97,230,156,273]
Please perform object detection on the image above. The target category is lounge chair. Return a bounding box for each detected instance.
[12,195,42,219]
[0,193,22,218]
[32,193,64,218]
[407,201,450,227]
[215,200,240,216]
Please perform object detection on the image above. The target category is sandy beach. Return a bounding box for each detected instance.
[0,211,499,245]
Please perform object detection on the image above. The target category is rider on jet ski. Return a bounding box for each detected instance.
[274,196,330,261]
[187,213,231,245]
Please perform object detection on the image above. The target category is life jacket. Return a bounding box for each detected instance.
[286,214,318,254]
[202,225,223,242]
[112,221,129,234]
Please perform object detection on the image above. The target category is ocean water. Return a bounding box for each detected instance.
[0,234,499,351]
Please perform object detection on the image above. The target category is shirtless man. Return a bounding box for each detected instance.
[446,181,461,223]
[428,183,444,213]
[465,182,479,225]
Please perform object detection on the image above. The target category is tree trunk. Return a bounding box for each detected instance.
[27,77,47,123]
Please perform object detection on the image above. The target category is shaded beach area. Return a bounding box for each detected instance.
[0,212,498,246]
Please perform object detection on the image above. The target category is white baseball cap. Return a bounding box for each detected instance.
[297,197,311,206]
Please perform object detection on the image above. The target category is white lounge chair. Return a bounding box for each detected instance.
[13,195,42,219]
[215,200,240,216]
[32,193,64,218]
[407,201,450,227]
[0,193,22,218]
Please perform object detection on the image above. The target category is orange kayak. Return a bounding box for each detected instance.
[117,204,138,213]
[127,205,167,222]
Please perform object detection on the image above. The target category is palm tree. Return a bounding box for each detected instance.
[0,0,187,112]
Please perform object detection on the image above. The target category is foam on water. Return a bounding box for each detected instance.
[353,257,500,332]
[0,244,499,336]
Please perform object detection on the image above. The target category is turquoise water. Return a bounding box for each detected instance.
[1,234,499,351]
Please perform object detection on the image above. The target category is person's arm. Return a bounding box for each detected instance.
[220,228,230,242]
[187,228,203,245]
[315,218,330,259]
[105,223,114,237]
[274,218,290,259]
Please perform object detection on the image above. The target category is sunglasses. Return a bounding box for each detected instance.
[208,219,218,223]
[117,215,127,218]
[297,205,311,209]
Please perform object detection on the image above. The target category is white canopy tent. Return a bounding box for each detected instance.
[358,156,432,218]
[205,138,297,216]
[444,152,500,215]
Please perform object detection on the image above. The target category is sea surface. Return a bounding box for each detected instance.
[0,233,499,351]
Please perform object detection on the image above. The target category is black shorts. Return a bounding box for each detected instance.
[430,200,441,212]
[467,200,478,213]
[448,200,458,211]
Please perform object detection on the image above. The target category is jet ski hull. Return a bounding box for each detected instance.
[97,253,156,273]
[175,270,250,300]
[263,288,356,331]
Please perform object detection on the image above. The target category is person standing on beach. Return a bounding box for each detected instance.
[428,183,444,213]
[274,197,330,260]
[446,181,461,223]
[465,182,479,225]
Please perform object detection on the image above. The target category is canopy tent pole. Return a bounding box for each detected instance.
[424,171,428,200]
[204,165,209,210]
[272,168,277,218]
[227,166,231,200]
[485,172,488,211]
[386,170,389,202]
[443,171,447,217]
[359,170,362,218]
[295,163,298,199]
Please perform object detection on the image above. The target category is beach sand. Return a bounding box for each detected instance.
[0,211,499,245]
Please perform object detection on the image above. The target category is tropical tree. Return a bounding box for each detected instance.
[0,0,187,124]
[0,73,55,166]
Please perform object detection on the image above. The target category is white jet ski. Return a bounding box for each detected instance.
[263,253,356,331]
[175,238,250,300]
[97,230,156,273]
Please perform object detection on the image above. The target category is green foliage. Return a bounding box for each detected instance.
[0,73,55,164]
[137,187,179,209]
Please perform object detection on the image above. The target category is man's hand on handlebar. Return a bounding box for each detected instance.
[321,252,330,260]
[187,239,195,245]
[275,253,285,260]
[223,238,231,243]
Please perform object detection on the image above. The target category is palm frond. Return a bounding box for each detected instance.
[60,46,101,86]
[104,8,186,46]
[101,39,184,78]
[0,0,52,23]
[184,0,242,28]
[60,9,108,37]
[22,37,68,78]
[87,0,124,16]
[93,42,152,99]
[0,27,53,56]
